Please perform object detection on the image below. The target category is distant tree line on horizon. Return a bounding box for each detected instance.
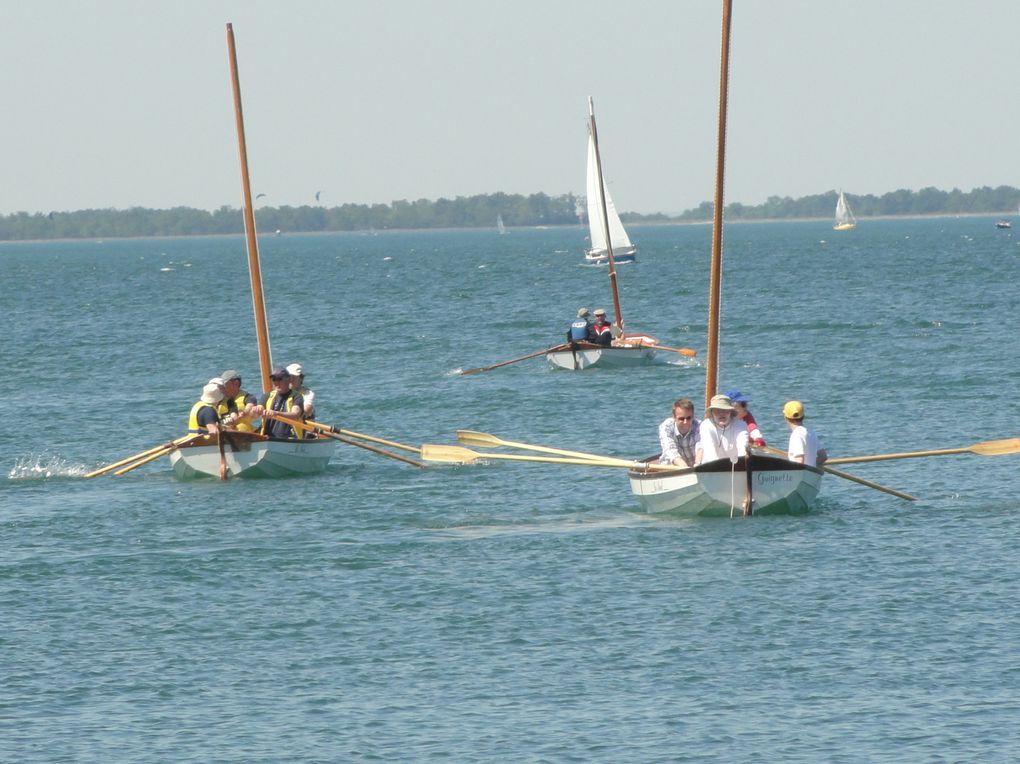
[1,186,1018,241]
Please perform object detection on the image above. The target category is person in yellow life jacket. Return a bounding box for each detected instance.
[256,367,305,439]
[286,363,315,419]
[217,369,258,432]
[188,383,224,436]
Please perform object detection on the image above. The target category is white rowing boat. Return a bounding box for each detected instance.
[170,432,335,479]
[546,338,657,369]
[628,453,822,517]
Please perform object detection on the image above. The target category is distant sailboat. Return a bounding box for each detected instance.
[497,214,507,235]
[833,190,857,231]
[584,130,636,264]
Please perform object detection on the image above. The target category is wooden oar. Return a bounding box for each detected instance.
[217,429,228,481]
[422,443,663,470]
[456,429,656,468]
[323,430,427,468]
[84,435,200,478]
[763,446,917,502]
[827,438,1020,465]
[649,343,698,358]
[112,439,197,476]
[459,343,570,376]
[264,411,422,455]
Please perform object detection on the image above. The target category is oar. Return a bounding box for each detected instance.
[649,343,698,358]
[827,438,1020,465]
[763,446,917,502]
[456,429,660,468]
[459,343,570,376]
[84,434,200,478]
[112,438,199,476]
[217,429,228,481]
[325,430,427,468]
[264,411,422,455]
[422,443,663,470]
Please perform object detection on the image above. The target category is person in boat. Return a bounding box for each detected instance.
[567,307,595,345]
[658,397,701,468]
[286,363,315,419]
[591,308,613,347]
[725,389,766,447]
[218,369,258,432]
[257,367,305,440]
[188,382,225,436]
[694,394,749,465]
[783,400,828,467]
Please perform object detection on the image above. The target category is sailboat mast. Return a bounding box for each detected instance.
[226,23,273,393]
[705,0,733,410]
[587,97,625,332]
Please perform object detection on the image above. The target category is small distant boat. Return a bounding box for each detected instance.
[584,128,636,264]
[996,220,1012,229]
[497,214,507,235]
[833,190,857,231]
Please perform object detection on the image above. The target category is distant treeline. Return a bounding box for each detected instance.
[2,186,1019,241]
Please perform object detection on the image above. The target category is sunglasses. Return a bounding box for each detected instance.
[675,415,693,421]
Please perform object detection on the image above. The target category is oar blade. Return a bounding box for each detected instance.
[421,444,479,464]
[456,430,503,448]
[971,438,1020,456]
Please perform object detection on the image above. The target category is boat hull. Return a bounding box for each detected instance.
[832,223,856,231]
[169,432,335,479]
[628,454,822,517]
[547,344,657,370]
[585,246,637,265]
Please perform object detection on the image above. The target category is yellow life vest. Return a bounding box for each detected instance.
[261,389,307,438]
[218,390,256,432]
[187,400,219,434]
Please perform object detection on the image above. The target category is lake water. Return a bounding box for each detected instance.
[2,217,1019,761]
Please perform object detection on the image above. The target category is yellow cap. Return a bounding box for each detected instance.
[783,400,805,421]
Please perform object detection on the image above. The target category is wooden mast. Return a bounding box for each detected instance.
[588,97,625,333]
[226,23,273,393]
[705,0,733,410]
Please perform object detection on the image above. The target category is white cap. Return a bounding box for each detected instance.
[208,377,226,387]
[286,363,303,377]
[201,383,225,405]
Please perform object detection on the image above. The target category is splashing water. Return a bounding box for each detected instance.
[7,455,88,480]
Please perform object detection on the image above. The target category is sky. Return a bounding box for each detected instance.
[3,0,1019,216]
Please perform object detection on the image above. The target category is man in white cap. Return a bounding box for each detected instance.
[286,363,315,419]
[591,308,613,347]
[695,394,749,465]
[188,383,224,436]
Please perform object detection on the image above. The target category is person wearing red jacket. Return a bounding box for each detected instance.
[725,389,766,447]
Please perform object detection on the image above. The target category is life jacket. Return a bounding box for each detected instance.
[218,390,256,432]
[188,400,219,434]
[260,389,306,438]
[570,319,592,341]
[592,321,613,345]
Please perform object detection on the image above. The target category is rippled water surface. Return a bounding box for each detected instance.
[2,218,1020,761]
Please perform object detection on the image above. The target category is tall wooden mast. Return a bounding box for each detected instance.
[226,23,273,392]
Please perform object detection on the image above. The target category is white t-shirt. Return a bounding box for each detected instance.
[697,417,748,463]
[787,425,822,466]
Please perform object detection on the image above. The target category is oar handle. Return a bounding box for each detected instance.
[265,412,421,455]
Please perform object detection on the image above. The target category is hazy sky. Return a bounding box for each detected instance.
[3,1,1018,215]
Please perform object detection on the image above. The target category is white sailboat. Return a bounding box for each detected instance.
[497,214,507,235]
[171,24,334,479]
[584,130,636,264]
[627,4,821,516]
[547,98,680,370]
[833,190,857,231]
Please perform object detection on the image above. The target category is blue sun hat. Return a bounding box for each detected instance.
[725,389,751,403]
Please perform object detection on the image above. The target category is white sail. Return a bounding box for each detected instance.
[833,191,857,230]
[585,133,635,259]
[496,214,507,234]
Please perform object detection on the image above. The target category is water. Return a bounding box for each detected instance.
[2,218,1019,761]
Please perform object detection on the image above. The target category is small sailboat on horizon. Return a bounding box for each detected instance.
[833,190,857,231]
[496,214,507,235]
